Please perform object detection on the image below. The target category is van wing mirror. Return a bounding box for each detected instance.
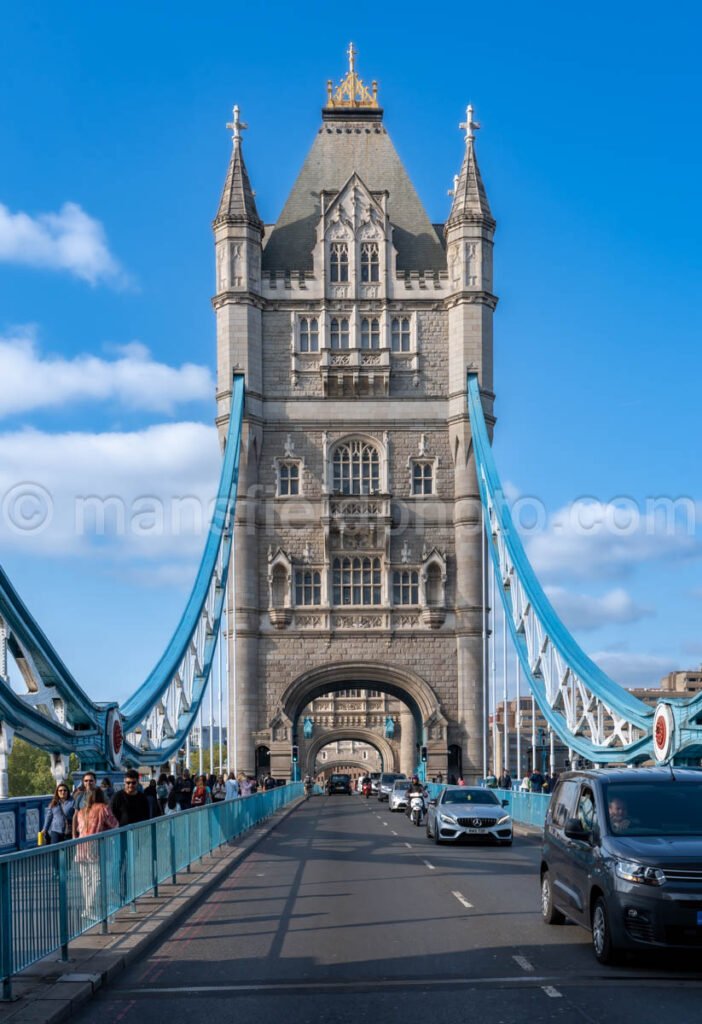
[564,816,589,840]
[501,799,509,807]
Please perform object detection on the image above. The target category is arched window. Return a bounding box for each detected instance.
[393,570,419,605]
[299,317,319,352]
[360,242,379,282]
[391,316,411,352]
[271,565,288,608]
[330,243,349,282]
[330,317,350,350]
[426,564,442,606]
[361,317,380,350]
[332,556,382,606]
[332,440,380,494]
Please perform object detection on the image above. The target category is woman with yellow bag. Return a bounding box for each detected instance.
[41,783,75,844]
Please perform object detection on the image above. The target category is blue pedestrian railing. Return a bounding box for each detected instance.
[0,796,53,853]
[425,783,550,829]
[0,784,303,1000]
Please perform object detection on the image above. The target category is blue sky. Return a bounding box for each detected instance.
[0,1,700,704]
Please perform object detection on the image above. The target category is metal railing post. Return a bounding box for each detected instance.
[0,860,13,1001]
[127,830,137,912]
[169,816,177,885]
[57,847,70,961]
[98,840,109,935]
[151,822,159,898]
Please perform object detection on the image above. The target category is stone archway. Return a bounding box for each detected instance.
[269,661,448,779]
[305,727,396,777]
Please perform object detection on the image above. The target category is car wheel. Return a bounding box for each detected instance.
[425,822,432,839]
[434,824,442,845]
[541,871,565,925]
[592,896,617,964]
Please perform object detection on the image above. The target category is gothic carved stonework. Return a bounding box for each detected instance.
[331,614,384,630]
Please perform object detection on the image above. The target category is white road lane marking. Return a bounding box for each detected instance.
[404,842,412,849]
[542,986,562,999]
[391,831,398,836]
[512,955,533,972]
[423,860,436,870]
[451,891,473,909]
[382,821,388,826]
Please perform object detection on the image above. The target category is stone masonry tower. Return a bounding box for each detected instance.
[213,50,497,782]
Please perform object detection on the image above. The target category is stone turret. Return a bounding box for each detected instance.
[213,106,264,777]
[445,105,498,776]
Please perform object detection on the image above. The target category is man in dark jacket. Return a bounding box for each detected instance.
[111,771,151,825]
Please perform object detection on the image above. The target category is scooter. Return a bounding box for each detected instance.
[409,792,425,826]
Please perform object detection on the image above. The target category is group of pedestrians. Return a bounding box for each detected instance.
[520,769,559,793]
[41,767,271,847]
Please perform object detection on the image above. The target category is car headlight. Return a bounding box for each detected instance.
[496,815,511,826]
[615,859,666,886]
[439,812,458,825]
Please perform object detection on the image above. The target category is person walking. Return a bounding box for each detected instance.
[143,779,162,818]
[72,771,97,837]
[75,788,118,919]
[42,783,74,844]
[110,771,151,826]
[211,775,226,802]
[498,769,512,790]
[175,770,194,810]
[191,775,212,806]
[100,777,114,802]
[156,774,170,815]
[224,773,240,800]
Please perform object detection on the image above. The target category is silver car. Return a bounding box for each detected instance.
[426,786,513,845]
[388,779,411,811]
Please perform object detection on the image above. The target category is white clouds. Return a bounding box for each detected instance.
[589,650,674,689]
[0,422,221,563]
[524,499,700,582]
[0,330,213,417]
[545,585,653,631]
[0,201,126,286]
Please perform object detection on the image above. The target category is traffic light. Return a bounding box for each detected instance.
[291,745,299,764]
[420,745,428,763]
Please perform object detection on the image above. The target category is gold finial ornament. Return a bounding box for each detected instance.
[326,43,379,109]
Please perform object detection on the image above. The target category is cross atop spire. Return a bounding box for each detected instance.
[226,105,248,145]
[459,104,481,143]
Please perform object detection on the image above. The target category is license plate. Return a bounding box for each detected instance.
[466,827,487,834]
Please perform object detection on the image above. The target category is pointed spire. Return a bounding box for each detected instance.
[447,104,494,228]
[214,105,264,231]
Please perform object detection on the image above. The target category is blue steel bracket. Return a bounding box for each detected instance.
[0,373,245,770]
[467,372,658,764]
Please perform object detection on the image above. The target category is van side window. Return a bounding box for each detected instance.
[576,788,597,833]
[550,780,579,827]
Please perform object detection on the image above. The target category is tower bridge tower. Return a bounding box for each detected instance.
[213,50,496,781]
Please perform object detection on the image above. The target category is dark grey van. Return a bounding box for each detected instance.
[541,768,702,962]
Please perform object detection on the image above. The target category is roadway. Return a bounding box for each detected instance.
[71,793,702,1024]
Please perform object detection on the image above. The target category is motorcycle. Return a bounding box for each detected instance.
[409,791,426,826]
[362,779,372,798]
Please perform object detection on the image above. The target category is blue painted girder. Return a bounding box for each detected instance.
[467,374,655,762]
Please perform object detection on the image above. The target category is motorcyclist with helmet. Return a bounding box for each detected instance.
[406,774,427,820]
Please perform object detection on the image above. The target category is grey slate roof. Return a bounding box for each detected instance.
[447,137,493,228]
[262,114,446,273]
[214,139,263,230]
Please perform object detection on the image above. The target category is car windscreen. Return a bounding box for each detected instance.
[605,782,702,836]
[393,781,410,790]
[441,788,500,806]
[381,775,404,783]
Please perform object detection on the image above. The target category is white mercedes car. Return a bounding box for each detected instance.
[388,779,411,811]
[425,785,513,845]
